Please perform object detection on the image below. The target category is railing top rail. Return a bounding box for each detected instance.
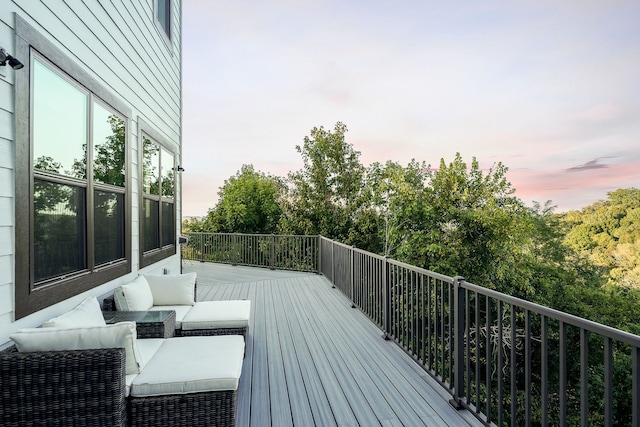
[185,232,319,239]
[386,258,455,283]
[320,236,455,280]
[462,280,640,347]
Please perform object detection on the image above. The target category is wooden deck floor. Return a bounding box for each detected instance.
[182,261,482,427]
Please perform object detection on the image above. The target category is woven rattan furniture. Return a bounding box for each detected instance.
[0,346,127,427]
[103,310,176,338]
[128,335,243,427]
[177,325,247,337]
[104,273,250,339]
[130,389,236,427]
[1,335,244,427]
[104,294,248,338]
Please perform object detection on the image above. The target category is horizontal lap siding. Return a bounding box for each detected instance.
[17,0,181,143]
[0,0,181,339]
[0,7,15,322]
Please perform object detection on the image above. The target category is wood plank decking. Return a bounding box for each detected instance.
[183,261,482,427]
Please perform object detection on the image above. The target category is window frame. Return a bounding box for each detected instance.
[138,118,177,268]
[155,0,172,46]
[14,15,132,318]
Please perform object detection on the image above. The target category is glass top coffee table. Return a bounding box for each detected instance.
[102,310,176,339]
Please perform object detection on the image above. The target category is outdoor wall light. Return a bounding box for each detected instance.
[174,165,185,172]
[0,47,24,70]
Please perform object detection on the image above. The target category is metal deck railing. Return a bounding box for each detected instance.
[182,232,640,426]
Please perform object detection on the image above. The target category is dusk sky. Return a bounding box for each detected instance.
[182,0,640,218]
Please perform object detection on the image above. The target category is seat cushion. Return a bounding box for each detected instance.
[126,338,165,397]
[130,335,245,397]
[181,300,251,331]
[149,305,192,328]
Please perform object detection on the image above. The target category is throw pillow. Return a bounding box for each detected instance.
[121,276,154,311]
[11,321,143,375]
[144,272,196,306]
[42,296,106,329]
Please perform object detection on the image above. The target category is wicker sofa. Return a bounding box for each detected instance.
[0,297,245,427]
[106,273,251,338]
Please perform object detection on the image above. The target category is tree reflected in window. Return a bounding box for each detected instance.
[143,137,160,195]
[93,107,125,187]
[94,190,124,265]
[34,179,86,282]
[32,58,86,180]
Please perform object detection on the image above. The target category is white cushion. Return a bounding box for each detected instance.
[144,272,196,306]
[130,335,245,397]
[181,300,251,330]
[113,286,129,311]
[149,305,192,328]
[10,322,143,375]
[42,297,106,328]
[126,338,166,397]
[121,276,154,311]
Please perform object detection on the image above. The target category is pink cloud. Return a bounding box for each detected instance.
[508,159,640,211]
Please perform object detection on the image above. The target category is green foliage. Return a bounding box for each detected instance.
[182,216,206,232]
[563,188,640,289]
[93,115,126,187]
[189,123,639,330]
[187,123,640,425]
[364,159,430,257]
[203,164,284,234]
[70,115,126,186]
[380,154,539,299]
[278,122,366,242]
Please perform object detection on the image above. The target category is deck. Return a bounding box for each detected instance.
[182,261,482,427]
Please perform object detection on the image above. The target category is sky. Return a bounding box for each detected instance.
[181,0,640,218]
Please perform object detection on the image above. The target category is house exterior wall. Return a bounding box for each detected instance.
[0,0,182,344]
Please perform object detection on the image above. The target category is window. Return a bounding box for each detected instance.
[156,0,171,40]
[15,16,131,318]
[139,122,176,268]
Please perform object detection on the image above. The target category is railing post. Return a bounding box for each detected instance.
[331,240,335,288]
[199,232,204,263]
[449,276,466,410]
[270,234,275,270]
[350,246,356,307]
[232,233,238,266]
[633,346,640,427]
[317,236,322,275]
[382,257,390,340]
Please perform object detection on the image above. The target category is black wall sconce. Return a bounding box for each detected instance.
[0,47,24,70]
[174,165,185,172]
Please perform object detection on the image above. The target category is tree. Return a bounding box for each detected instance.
[279,122,366,242]
[70,115,126,186]
[182,216,206,232]
[388,153,536,297]
[363,159,429,256]
[204,164,284,234]
[563,188,640,289]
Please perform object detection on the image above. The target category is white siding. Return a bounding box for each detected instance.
[0,0,183,344]
[0,5,15,329]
